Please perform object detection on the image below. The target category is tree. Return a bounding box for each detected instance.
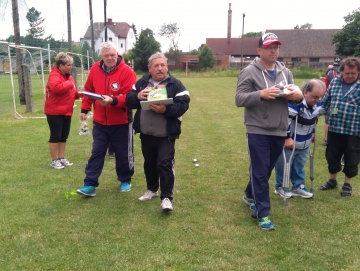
[242,31,263,38]
[81,41,94,69]
[294,23,312,30]
[158,22,180,65]
[333,8,360,57]
[131,23,138,41]
[26,7,45,38]
[132,28,161,71]
[198,45,216,70]
[198,44,205,51]
[11,0,26,105]
[189,49,199,55]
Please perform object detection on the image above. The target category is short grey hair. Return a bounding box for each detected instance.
[301,79,325,93]
[55,52,73,68]
[148,52,167,65]
[100,41,118,55]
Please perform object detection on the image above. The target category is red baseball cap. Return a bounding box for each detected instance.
[259,33,282,47]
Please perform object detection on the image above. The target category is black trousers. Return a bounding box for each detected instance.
[46,115,72,143]
[140,133,176,201]
[326,131,360,178]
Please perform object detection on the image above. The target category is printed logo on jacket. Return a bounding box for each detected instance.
[111,82,120,91]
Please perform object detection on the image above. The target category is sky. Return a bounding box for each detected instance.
[0,0,359,52]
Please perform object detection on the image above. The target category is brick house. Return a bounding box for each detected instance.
[179,29,342,69]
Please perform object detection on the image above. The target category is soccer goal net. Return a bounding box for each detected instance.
[0,41,91,119]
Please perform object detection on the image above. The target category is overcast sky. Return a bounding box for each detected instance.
[0,0,359,51]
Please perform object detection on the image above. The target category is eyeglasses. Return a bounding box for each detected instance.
[261,46,280,50]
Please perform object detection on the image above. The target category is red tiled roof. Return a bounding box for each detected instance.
[83,20,131,38]
[206,38,259,55]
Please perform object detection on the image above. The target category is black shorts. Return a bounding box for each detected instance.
[46,115,72,143]
[326,131,360,178]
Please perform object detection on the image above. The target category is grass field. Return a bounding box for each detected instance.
[1,72,360,270]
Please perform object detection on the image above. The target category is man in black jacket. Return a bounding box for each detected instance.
[126,52,190,211]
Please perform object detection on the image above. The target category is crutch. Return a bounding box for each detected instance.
[309,119,317,193]
[282,115,298,206]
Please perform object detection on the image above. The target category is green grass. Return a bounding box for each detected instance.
[1,72,360,270]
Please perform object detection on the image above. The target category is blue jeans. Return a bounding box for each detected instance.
[274,147,309,190]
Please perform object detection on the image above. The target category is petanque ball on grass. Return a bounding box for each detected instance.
[195,164,199,168]
[193,158,197,163]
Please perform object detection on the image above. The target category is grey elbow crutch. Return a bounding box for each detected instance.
[309,119,317,193]
[282,114,298,206]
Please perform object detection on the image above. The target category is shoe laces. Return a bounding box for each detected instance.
[53,160,62,166]
[259,217,272,225]
[144,190,154,197]
[162,198,171,206]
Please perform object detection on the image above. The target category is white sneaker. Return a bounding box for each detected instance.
[59,158,73,166]
[161,198,173,211]
[138,190,159,201]
[292,185,314,199]
[274,187,292,198]
[50,160,64,169]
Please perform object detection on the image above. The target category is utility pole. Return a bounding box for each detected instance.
[104,0,107,41]
[89,0,95,62]
[67,0,72,52]
[241,13,245,70]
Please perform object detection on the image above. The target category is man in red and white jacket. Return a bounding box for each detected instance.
[77,41,137,197]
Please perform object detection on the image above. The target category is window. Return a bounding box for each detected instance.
[121,43,123,48]
[216,60,221,65]
[309,58,319,62]
[277,58,284,62]
[109,37,112,41]
[291,58,301,62]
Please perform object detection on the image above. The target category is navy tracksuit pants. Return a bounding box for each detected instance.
[245,133,284,219]
[84,121,134,187]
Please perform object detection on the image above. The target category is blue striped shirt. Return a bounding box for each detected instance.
[288,100,322,150]
[322,76,360,136]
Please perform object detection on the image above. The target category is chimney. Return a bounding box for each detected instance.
[226,3,232,55]
[108,18,113,25]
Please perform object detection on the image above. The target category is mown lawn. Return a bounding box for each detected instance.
[0,73,359,270]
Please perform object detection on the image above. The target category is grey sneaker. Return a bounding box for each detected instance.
[59,158,73,166]
[274,187,292,198]
[161,198,173,211]
[50,160,64,169]
[292,185,314,199]
[138,190,159,201]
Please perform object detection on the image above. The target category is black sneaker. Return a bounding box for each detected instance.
[340,183,352,197]
[318,179,338,190]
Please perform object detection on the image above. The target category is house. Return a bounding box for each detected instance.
[206,37,259,68]
[265,29,341,66]
[80,18,136,55]
[202,29,342,69]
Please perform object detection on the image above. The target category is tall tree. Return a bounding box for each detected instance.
[131,23,138,41]
[333,8,360,57]
[158,22,180,66]
[12,0,25,104]
[132,28,161,71]
[198,45,216,70]
[26,7,45,38]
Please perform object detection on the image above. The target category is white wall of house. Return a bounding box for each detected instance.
[80,26,135,56]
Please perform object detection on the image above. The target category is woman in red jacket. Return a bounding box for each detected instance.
[45,52,78,169]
